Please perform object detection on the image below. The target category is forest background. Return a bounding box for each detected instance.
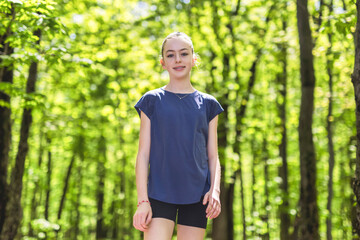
[0,0,359,239]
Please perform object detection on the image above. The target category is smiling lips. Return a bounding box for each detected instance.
[173,66,186,71]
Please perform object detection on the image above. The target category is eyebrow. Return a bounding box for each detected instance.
[166,48,189,53]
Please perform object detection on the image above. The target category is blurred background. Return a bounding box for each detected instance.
[0,0,358,239]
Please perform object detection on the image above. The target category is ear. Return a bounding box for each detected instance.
[160,58,166,69]
[192,56,197,67]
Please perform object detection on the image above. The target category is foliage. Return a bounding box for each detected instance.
[0,0,357,239]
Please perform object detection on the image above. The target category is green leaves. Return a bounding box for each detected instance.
[1,0,356,239]
[30,219,60,239]
[0,82,46,109]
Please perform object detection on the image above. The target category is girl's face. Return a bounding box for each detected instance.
[161,37,196,80]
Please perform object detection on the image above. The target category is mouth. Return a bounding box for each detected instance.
[173,66,186,71]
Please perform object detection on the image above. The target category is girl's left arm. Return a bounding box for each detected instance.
[203,115,221,219]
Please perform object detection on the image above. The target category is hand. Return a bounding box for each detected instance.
[203,189,221,219]
[133,202,152,232]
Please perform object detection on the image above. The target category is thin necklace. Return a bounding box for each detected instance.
[174,93,190,100]
[163,86,195,100]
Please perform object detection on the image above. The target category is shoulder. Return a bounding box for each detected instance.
[142,88,165,99]
[196,91,224,119]
[196,91,221,103]
[135,88,165,118]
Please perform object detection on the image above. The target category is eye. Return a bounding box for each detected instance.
[181,53,189,56]
[167,54,174,58]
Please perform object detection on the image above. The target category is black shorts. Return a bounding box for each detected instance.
[149,196,208,229]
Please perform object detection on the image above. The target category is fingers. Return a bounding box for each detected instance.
[133,209,152,232]
[209,202,221,219]
[140,213,149,230]
[206,197,221,219]
[205,196,212,214]
[133,215,145,232]
[134,214,147,232]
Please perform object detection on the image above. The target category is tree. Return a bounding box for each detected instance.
[0,28,41,240]
[0,1,62,237]
[325,1,335,239]
[296,0,320,238]
[276,6,290,239]
[0,4,14,235]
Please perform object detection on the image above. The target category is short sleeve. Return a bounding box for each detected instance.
[207,97,224,122]
[134,94,155,119]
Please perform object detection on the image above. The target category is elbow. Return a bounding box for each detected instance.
[136,152,149,169]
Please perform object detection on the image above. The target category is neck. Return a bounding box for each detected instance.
[165,78,195,93]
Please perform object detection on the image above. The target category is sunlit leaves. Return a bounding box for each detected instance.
[1,0,356,239]
[30,219,60,239]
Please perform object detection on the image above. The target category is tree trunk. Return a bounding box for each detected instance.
[326,1,335,240]
[212,170,230,240]
[296,0,320,238]
[0,5,15,232]
[227,172,235,240]
[58,154,76,220]
[0,29,41,240]
[110,178,119,239]
[0,40,13,235]
[96,135,106,239]
[45,136,52,220]
[277,17,290,240]
[351,0,360,236]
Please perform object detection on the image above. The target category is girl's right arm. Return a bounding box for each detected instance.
[133,111,152,232]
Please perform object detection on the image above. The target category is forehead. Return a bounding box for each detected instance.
[164,37,192,51]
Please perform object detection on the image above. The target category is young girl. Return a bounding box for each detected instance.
[133,32,223,240]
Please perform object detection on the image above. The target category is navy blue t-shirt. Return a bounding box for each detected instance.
[134,87,224,204]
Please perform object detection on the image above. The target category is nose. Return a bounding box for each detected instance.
[175,53,181,63]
